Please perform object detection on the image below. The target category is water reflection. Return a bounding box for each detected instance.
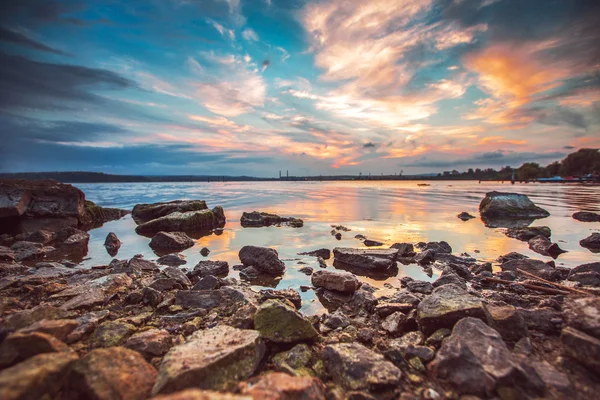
[73,181,600,314]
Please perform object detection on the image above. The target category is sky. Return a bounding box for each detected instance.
[0,0,599,177]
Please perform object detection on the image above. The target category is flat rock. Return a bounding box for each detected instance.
[254,299,318,343]
[239,245,285,275]
[128,256,160,272]
[298,248,331,259]
[505,226,551,241]
[323,342,402,390]
[580,233,600,252]
[239,372,326,400]
[572,211,600,222]
[125,329,173,359]
[429,317,516,396]
[241,211,303,228]
[150,231,195,250]
[152,325,265,394]
[67,347,157,400]
[501,258,560,281]
[163,265,192,287]
[132,200,208,223]
[417,284,486,335]
[332,247,398,271]
[135,209,224,235]
[528,235,566,258]
[0,352,78,400]
[311,270,360,293]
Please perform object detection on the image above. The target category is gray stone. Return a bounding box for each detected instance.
[239,245,285,275]
[580,233,600,252]
[311,270,360,293]
[254,299,318,343]
[333,247,398,271]
[149,231,195,250]
[191,260,229,278]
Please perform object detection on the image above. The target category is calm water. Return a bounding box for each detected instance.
[74,181,600,314]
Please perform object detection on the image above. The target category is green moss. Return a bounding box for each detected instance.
[90,321,136,348]
[254,300,318,343]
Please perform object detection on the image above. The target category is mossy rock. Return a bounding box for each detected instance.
[90,321,136,348]
[254,300,318,343]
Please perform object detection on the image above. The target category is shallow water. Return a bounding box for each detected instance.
[74,181,600,314]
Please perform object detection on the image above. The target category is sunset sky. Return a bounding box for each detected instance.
[1,0,599,176]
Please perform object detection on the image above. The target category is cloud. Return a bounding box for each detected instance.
[242,28,259,41]
[363,142,376,148]
[398,150,566,169]
[0,26,69,55]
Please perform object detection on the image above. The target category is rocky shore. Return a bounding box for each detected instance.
[1,180,599,400]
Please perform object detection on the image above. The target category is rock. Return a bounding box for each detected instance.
[433,270,466,289]
[163,265,192,287]
[323,343,402,390]
[239,245,285,275]
[150,231,195,251]
[417,284,487,335]
[259,289,302,309]
[152,325,265,394]
[0,245,15,262]
[311,270,360,293]
[528,235,566,258]
[561,326,600,374]
[0,331,72,368]
[254,300,318,343]
[63,230,90,247]
[67,347,157,400]
[501,258,560,281]
[323,310,350,330]
[334,232,342,240]
[200,247,210,256]
[317,257,327,268]
[414,249,435,265]
[420,241,452,254]
[90,320,136,347]
[150,278,184,291]
[529,360,571,393]
[573,211,600,222]
[568,261,600,277]
[0,352,78,400]
[65,310,110,343]
[60,287,105,310]
[332,248,398,271]
[580,233,600,252]
[125,329,173,359]
[4,305,73,330]
[240,211,303,228]
[299,266,314,275]
[0,182,32,218]
[191,260,230,278]
[563,296,600,338]
[568,271,600,286]
[485,304,528,343]
[175,288,250,309]
[425,329,451,348]
[381,311,407,335]
[363,239,383,247]
[272,344,314,375]
[17,318,79,341]
[136,209,225,235]
[132,200,208,223]
[479,191,550,221]
[153,390,250,399]
[505,226,551,241]
[457,212,475,221]
[406,280,434,295]
[158,253,187,266]
[80,200,128,230]
[518,307,563,334]
[128,256,160,272]
[10,240,54,261]
[429,317,516,396]
[390,243,415,257]
[239,372,326,400]
[104,232,121,256]
[193,275,222,290]
[298,248,331,259]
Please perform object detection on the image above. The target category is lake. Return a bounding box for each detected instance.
[75,181,600,314]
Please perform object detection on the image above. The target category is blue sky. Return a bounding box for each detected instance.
[0,0,599,176]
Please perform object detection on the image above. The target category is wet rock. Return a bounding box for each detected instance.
[0,331,72,368]
[259,289,302,309]
[299,266,314,275]
[580,233,600,252]
[429,317,516,396]
[417,284,486,335]
[62,230,90,247]
[518,307,563,334]
[152,325,265,394]
[323,310,350,330]
[136,208,225,235]
[457,212,475,221]
[505,226,551,241]
[419,241,452,254]
[323,342,402,390]
[390,242,415,257]
[254,299,318,343]
[561,326,600,374]
[501,258,560,281]
[158,253,187,266]
[528,235,566,258]
[433,270,466,289]
[125,329,173,359]
[143,287,164,307]
[332,247,398,271]
[200,247,210,256]
[485,304,528,343]
[479,191,550,222]
[363,239,383,247]
[568,271,600,286]
[563,296,600,338]
[129,256,160,272]
[17,318,79,341]
[572,211,600,222]
[0,352,78,400]
[132,200,209,223]
[10,240,55,261]
[381,311,407,335]
[317,256,327,268]
[103,232,121,256]
[239,372,326,400]
[67,347,157,400]
[334,232,342,240]
[150,278,185,291]
[240,211,303,228]
[150,231,195,251]
[193,275,222,290]
[175,288,250,309]
[407,280,434,295]
[414,249,435,265]
[239,245,286,275]
[90,320,136,347]
[191,260,230,278]
[298,248,331,259]
[311,270,360,293]
[163,265,192,287]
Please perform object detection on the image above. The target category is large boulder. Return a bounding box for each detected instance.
[239,245,285,275]
[152,325,265,395]
[479,191,549,227]
[254,300,318,343]
[580,233,600,252]
[135,209,225,235]
[66,347,157,400]
[429,317,518,396]
[417,284,487,335]
[241,211,303,228]
[132,200,208,223]
[311,270,360,293]
[0,352,78,400]
[332,247,398,271]
[149,231,195,251]
[322,342,402,390]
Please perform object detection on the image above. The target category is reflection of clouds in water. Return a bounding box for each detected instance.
[77,181,600,315]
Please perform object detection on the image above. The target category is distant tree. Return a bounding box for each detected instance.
[544,161,561,177]
[516,163,542,181]
[561,149,600,176]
